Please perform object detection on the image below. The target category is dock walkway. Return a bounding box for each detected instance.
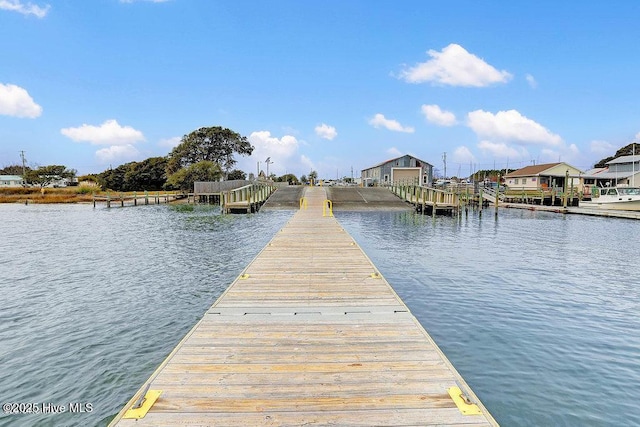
[110,187,496,426]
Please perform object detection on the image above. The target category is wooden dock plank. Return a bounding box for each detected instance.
[115,409,490,427]
[109,187,497,426]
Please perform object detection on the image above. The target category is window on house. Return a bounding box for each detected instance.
[514,178,519,184]
[522,178,527,184]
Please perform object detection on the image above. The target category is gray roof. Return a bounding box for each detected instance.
[583,167,607,175]
[606,155,640,165]
[587,170,638,179]
[362,154,432,171]
[0,175,24,181]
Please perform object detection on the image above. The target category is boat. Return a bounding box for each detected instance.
[579,186,640,211]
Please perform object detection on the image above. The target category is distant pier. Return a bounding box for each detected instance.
[92,191,185,208]
[109,186,497,426]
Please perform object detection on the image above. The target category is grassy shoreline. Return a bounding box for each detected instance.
[0,188,179,204]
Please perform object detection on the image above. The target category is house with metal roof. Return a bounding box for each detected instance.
[0,175,25,187]
[504,162,583,191]
[583,155,640,187]
[361,155,433,187]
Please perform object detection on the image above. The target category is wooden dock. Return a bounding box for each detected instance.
[389,183,460,214]
[109,187,497,426]
[92,191,185,208]
[222,182,277,213]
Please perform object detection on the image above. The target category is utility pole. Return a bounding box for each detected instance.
[265,157,272,179]
[20,150,27,177]
[442,152,447,179]
[633,143,636,187]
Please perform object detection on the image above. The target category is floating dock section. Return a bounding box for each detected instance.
[110,187,497,426]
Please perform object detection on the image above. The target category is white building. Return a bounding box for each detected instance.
[0,175,25,187]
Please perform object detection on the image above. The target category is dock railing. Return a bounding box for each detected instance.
[92,191,185,208]
[387,181,460,214]
[221,182,276,213]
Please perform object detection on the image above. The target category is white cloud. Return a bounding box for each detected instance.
[399,44,512,87]
[0,83,42,118]
[238,130,300,176]
[248,131,299,159]
[568,143,580,156]
[477,140,529,159]
[369,113,414,133]
[158,136,181,148]
[0,0,49,18]
[539,144,583,165]
[452,146,476,164]
[61,119,145,145]
[300,155,315,172]
[467,109,562,146]
[526,74,537,89]
[387,147,402,157]
[421,104,456,126]
[315,123,337,140]
[95,144,141,163]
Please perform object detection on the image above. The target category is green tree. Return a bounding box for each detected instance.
[99,164,128,190]
[24,165,75,187]
[165,161,222,191]
[594,142,640,168]
[227,169,247,180]
[77,174,100,184]
[0,164,30,175]
[471,169,514,182]
[300,174,307,184]
[98,157,168,191]
[308,170,318,184]
[276,173,299,184]
[124,157,167,190]
[166,126,253,175]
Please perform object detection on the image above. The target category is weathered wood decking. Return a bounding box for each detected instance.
[109,187,497,426]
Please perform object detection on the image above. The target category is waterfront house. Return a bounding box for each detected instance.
[0,175,25,187]
[583,155,640,187]
[504,162,583,192]
[361,155,433,186]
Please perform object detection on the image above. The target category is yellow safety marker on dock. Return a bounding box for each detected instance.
[109,187,497,426]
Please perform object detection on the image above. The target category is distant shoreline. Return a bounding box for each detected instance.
[0,188,172,204]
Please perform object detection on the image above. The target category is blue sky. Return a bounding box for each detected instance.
[2,0,640,179]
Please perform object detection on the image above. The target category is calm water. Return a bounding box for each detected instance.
[338,209,640,426]
[0,204,293,427]
[0,204,639,426]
